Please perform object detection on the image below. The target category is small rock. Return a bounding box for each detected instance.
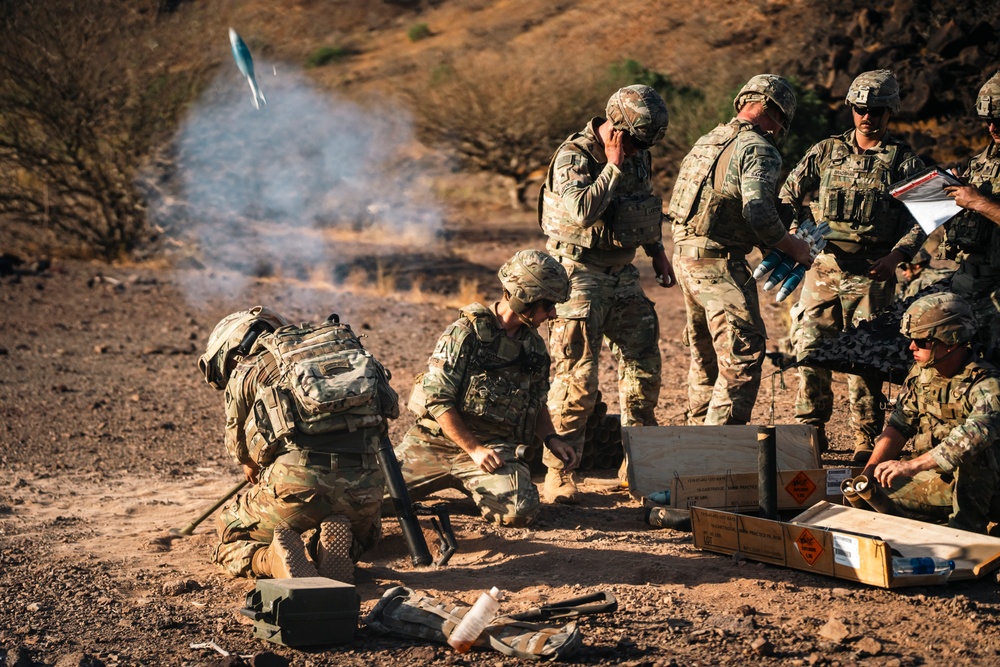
[161,579,200,596]
[735,604,756,616]
[854,636,882,656]
[807,652,824,666]
[818,616,850,643]
[831,587,853,597]
[93,345,109,354]
[750,636,774,656]
[54,652,106,667]
[26,602,43,612]
[7,646,32,667]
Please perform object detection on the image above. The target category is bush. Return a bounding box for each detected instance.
[407,23,431,42]
[306,45,350,68]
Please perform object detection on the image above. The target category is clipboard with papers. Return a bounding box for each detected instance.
[889,166,965,235]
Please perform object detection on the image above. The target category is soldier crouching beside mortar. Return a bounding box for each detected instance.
[860,293,1000,534]
[199,306,398,580]
[395,250,579,527]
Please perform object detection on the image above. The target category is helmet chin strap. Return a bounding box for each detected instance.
[917,341,962,368]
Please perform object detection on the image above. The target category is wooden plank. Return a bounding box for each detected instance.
[623,425,820,498]
[669,468,855,511]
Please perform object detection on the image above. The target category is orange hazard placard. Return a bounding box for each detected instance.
[795,528,824,566]
[785,471,817,505]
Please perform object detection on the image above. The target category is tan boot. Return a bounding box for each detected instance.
[316,515,354,583]
[851,433,875,466]
[544,468,578,504]
[251,526,319,579]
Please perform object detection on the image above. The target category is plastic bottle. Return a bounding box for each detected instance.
[448,587,502,653]
[891,557,955,576]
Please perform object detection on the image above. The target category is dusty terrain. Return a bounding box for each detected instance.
[3,209,1000,667]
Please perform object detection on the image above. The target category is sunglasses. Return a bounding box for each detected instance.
[911,338,936,350]
[851,104,889,119]
[986,118,1000,128]
[624,131,652,151]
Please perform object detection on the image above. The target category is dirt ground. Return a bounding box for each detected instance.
[3,209,1000,667]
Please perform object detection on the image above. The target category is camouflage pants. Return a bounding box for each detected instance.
[887,452,1000,534]
[213,450,384,578]
[545,261,660,467]
[395,420,539,526]
[794,254,895,439]
[675,254,765,425]
[950,268,1000,364]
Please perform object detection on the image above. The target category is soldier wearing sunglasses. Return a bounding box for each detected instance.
[779,70,926,463]
[860,293,1000,534]
[942,71,1000,365]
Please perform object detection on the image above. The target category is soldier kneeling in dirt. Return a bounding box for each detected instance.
[861,293,1000,533]
[396,250,578,526]
[198,306,398,580]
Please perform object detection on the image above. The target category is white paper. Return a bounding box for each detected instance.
[832,534,861,569]
[825,468,853,496]
[890,168,964,235]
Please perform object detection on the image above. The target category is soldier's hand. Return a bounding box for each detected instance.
[546,437,579,470]
[784,234,813,268]
[651,252,676,288]
[873,459,914,488]
[242,463,260,484]
[868,249,905,282]
[470,446,505,475]
[945,184,985,211]
[606,129,626,167]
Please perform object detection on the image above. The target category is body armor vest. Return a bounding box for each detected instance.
[908,360,997,456]
[946,146,1000,269]
[667,121,759,248]
[411,303,549,444]
[243,317,398,466]
[818,137,903,252]
[539,130,661,262]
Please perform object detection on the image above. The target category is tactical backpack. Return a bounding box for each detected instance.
[247,315,399,465]
[365,586,618,661]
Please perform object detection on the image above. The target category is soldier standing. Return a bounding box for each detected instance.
[398,250,578,525]
[943,71,1000,363]
[862,293,1000,534]
[538,85,673,503]
[199,307,398,581]
[780,70,925,462]
[669,74,811,426]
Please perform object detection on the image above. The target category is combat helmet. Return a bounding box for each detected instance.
[498,250,570,316]
[198,306,288,389]
[606,85,669,149]
[899,293,976,346]
[975,71,1000,118]
[734,74,797,126]
[846,69,900,113]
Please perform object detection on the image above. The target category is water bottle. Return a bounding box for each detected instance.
[448,587,502,653]
[775,265,806,302]
[891,557,955,576]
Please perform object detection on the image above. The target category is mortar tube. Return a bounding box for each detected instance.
[840,477,873,510]
[852,475,900,516]
[758,425,778,520]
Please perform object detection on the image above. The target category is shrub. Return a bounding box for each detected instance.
[306,45,350,68]
[407,23,431,42]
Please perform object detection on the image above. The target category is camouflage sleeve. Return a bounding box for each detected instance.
[928,375,1000,472]
[422,320,477,420]
[886,370,922,441]
[778,140,826,222]
[223,365,255,465]
[551,145,621,226]
[890,150,928,259]
[734,135,787,247]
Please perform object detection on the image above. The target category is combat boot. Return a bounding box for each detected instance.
[251,526,319,579]
[851,433,875,466]
[316,515,355,583]
[544,467,578,504]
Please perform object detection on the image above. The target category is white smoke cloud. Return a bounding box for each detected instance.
[150,60,444,305]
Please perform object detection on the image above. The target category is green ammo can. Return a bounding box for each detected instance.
[240,577,359,648]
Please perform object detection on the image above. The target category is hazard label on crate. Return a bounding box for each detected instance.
[794,528,824,566]
[785,471,817,505]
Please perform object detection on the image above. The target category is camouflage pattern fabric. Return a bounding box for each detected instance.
[781,129,924,441]
[545,261,660,460]
[670,119,786,424]
[396,422,538,526]
[792,253,896,438]
[399,303,548,525]
[540,115,663,464]
[606,85,669,147]
[213,346,385,577]
[884,357,1000,533]
[946,142,1000,363]
[675,256,764,424]
[899,266,955,300]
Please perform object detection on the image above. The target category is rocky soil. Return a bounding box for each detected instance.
[3,209,1000,667]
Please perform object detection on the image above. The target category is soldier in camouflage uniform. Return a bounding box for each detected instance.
[897,246,954,301]
[862,293,1000,534]
[538,85,674,503]
[199,306,395,581]
[943,71,1000,364]
[780,70,926,461]
[398,250,578,525]
[669,74,812,426]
